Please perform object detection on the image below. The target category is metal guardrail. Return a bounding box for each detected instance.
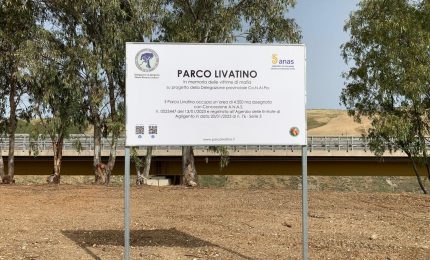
[0,134,377,152]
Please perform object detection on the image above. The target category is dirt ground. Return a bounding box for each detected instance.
[0,185,429,260]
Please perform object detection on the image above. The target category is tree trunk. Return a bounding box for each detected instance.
[136,167,143,185]
[105,132,118,185]
[4,85,17,184]
[415,116,430,181]
[143,146,153,178]
[408,153,428,194]
[0,136,4,179]
[47,138,63,184]
[135,147,153,186]
[93,123,104,184]
[0,153,4,181]
[136,157,144,185]
[422,148,430,182]
[104,74,118,185]
[182,146,197,186]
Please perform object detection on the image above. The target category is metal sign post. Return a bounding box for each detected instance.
[302,145,308,260]
[124,147,131,260]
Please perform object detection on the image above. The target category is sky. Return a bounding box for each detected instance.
[289,0,360,109]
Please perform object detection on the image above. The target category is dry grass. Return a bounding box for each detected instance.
[307,109,371,136]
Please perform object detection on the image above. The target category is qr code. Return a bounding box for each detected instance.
[149,125,158,135]
[135,125,144,135]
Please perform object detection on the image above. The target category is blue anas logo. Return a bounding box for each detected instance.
[135,49,159,72]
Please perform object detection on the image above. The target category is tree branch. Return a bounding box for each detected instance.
[183,0,198,21]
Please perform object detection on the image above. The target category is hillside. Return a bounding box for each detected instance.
[307,109,371,136]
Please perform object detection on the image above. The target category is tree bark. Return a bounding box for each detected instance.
[421,145,430,181]
[136,168,143,185]
[0,135,4,179]
[0,153,4,181]
[407,153,428,194]
[182,146,197,186]
[415,113,430,181]
[93,123,104,184]
[4,84,17,184]
[135,147,153,186]
[105,132,118,185]
[104,74,118,185]
[136,156,144,185]
[143,146,153,178]
[47,138,63,184]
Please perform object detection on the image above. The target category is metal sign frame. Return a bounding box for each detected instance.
[123,43,308,260]
[123,147,308,259]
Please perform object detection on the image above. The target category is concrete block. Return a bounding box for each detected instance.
[158,179,171,186]
[146,179,159,186]
[145,177,171,186]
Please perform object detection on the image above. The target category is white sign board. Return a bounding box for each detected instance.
[126,43,306,146]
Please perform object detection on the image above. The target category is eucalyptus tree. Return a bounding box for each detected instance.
[39,0,106,183]
[22,12,87,183]
[158,0,301,186]
[0,0,40,183]
[47,0,165,184]
[341,0,430,193]
[84,0,165,184]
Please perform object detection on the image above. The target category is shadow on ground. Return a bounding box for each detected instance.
[62,228,252,259]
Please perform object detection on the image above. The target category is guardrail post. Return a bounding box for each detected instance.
[346,137,349,152]
[324,136,327,151]
[310,136,313,152]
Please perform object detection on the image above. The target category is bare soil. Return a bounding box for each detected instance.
[0,185,429,259]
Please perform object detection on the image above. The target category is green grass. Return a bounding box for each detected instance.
[199,175,229,188]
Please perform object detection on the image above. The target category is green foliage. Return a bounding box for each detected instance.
[15,120,82,135]
[160,0,301,43]
[18,12,87,142]
[341,0,430,193]
[44,1,166,170]
[72,139,84,154]
[131,147,143,170]
[0,0,41,135]
[208,146,230,170]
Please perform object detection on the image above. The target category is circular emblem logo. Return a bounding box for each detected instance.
[135,49,159,72]
[290,127,300,137]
